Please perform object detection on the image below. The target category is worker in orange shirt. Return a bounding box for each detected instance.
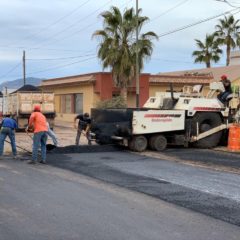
[26,105,48,164]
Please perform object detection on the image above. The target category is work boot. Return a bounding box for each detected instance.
[27,160,36,164]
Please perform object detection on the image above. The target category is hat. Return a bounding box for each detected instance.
[34,105,41,111]
[221,75,227,80]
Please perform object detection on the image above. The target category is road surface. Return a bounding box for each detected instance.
[0,158,239,240]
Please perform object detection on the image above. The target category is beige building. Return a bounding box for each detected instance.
[41,72,213,123]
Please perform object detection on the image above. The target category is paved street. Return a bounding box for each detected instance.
[0,157,240,240]
[1,128,240,239]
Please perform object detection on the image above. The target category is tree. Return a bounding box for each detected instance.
[192,33,222,68]
[93,6,158,102]
[215,15,240,66]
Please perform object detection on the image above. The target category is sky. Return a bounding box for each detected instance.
[0,0,240,83]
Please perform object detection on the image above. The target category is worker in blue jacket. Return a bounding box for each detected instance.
[0,115,18,158]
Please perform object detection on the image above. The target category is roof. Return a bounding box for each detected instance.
[41,73,100,87]
[12,84,40,93]
[158,65,240,83]
[149,73,213,85]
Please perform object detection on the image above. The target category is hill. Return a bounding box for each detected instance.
[0,77,44,91]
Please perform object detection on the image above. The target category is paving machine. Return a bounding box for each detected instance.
[91,82,239,152]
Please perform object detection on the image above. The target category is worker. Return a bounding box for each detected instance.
[217,75,232,103]
[0,115,18,159]
[26,105,48,164]
[74,112,91,145]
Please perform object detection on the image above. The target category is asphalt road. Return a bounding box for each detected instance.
[0,158,240,240]
[46,147,240,226]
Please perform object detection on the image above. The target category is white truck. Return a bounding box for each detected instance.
[3,90,55,129]
[91,82,239,151]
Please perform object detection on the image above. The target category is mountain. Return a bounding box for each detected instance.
[0,77,44,91]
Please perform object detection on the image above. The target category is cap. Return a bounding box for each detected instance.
[34,105,41,111]
[221,75,227,80]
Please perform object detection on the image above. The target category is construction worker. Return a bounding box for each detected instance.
[218,75,232,103]
[74,112,91,145]
[0,115,17,158]
[26,105,48,164]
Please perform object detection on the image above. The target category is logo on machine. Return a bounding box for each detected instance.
[144,114,181,122]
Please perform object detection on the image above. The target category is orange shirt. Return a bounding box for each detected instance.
[29,112,47,133]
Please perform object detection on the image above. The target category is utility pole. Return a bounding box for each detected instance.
[136,0,139,108]
[23,50,26,85]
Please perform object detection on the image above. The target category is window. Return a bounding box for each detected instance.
[75,94,83,114]
[60,93,83,114]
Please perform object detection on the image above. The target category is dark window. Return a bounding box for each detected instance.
[74,93,83,114]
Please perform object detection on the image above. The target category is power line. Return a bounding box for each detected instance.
[0,62,21,79]
[32,0,112,48]
[10,0,93,47]
[215,0,240,7]
[26,53,96,61]
[27,56,97,75]
[41,0,133,46]
[150,0,190,22]
[157,7,240,38]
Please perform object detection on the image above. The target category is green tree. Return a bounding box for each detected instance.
[93,6,158,102]
[215,15,240,66]
[192,33,222,68]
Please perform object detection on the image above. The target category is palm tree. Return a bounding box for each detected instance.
[192,33,222,68]
[215,15,240,66]
[93,6,158,102]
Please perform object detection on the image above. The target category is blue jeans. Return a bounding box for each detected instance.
[32,131,47,162]
[0,127,17,156]
[218,91,230,102]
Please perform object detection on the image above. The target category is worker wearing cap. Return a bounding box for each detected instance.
[74,112,91,145]
[218,75,232,103]
[0,115,18,158]
[27,105,48,164]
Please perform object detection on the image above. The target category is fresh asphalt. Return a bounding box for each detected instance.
[0,157,240,240]
[47,146,240,226]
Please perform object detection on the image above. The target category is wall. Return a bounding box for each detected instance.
[42,83,94,123]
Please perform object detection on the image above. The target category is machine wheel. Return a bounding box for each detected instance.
[149,135,167,151]
[191,112,222,148]
[129,135,147,152]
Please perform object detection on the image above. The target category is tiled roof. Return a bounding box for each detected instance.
[150,74,212,84]
[158,65,240,83]
[41,74,96,86]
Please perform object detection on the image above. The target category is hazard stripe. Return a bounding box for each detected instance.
[193,107,225,111]
[144,114,181,118]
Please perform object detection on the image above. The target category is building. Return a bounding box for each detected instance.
[160,64,240,85]
[230,51,240,66]
[41,72,212,123]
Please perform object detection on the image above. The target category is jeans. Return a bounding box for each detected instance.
[32,131,47,162]
[75,128,91,145]
[47,129,58,146]
[218,91,231,103]
[0,128,17,156]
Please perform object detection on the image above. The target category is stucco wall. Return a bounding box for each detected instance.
[42,84,94,123]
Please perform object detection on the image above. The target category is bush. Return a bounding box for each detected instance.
[96,96,127,109]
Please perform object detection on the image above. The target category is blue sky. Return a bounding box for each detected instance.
[0,0,239,83]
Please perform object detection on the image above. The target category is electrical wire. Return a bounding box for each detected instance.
[32,0,112,48]
[27,56,97,75]
[215,0,240,7]
[157,7,240,38]
[10,0,93,47]
[150,0,190,22]
[41,0,133,46]
[26,53,96,61]
[0,62,21,79]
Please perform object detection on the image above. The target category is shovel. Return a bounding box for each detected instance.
[25,130,56,152]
